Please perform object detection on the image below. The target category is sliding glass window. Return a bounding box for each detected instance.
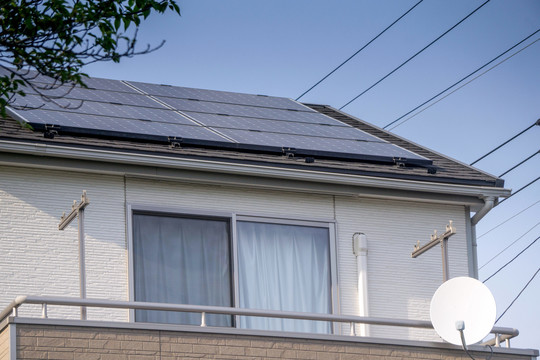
[132,213,232,326]
[237,221,332,333]
[131,210,334,333]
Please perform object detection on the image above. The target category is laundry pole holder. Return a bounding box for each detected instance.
[412,221,456,282]
[59,190,90,320]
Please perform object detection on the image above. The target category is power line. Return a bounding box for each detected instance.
[387,37,540,131]
[295,0,424,101]
[499,149,539,177]
[470,119,540,165]
[339,0,491,110]
[479,221,540,270]
[383,30,540,130]
[483,235,539,283]
[496,267,540,323]
[478,199,540,239]
[497,177,540,206]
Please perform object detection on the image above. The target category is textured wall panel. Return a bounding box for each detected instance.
[335,196,468,340]
[0,166,127,321]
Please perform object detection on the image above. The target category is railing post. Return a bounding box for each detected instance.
[505,338,510,348]
[495,334,500,347]
[41,303,48,319]
[201,312,207,327]
[350,322,356,336]
[12,307,18,317]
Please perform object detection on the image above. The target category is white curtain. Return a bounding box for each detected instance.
[133,214,232,326]
[237,221,332,333]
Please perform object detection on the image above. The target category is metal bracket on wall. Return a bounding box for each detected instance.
[58,190,90,320]
[412,220,456,282]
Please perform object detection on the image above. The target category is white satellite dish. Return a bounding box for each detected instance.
[430,276,496,346]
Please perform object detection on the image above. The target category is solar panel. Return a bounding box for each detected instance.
[214,128,427,161]
[6,75,432,165]
[10,93,195,126]
[10,108,229,142]
[156,97,343,125]
[181,111,383,141]
[127,81,311,111]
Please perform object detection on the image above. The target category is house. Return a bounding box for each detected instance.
[0,73,537,359]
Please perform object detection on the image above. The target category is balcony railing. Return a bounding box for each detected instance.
[0,295,519,348]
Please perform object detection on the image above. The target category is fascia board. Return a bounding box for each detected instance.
[0,139,511,200]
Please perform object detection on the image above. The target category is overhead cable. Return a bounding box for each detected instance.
[295,0,424,101]
[478,199,540,239]
[497,176,540,206]
[496,267,540,323]
[384,30,540,130]
[499,149,539,177]
[483,235,539,283]
[470,119,540,165]
[479,220,540,270]
[339,0,491,110]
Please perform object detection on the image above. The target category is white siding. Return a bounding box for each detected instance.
[0,166,127,320]
[335,196,469,340]
[0,165,470,341]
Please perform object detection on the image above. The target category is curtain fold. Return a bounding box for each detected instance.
[133,214,232,326]
[237,221,331,333]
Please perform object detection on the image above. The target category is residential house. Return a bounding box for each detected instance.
[0,74,536,359]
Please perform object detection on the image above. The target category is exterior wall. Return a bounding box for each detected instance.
[1,165,471,341]
[335,196,469,339]
[14,324,532,360]
[0,325,9,360]
[0,165,127,321]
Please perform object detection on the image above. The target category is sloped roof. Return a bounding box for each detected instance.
[0,76,503,188]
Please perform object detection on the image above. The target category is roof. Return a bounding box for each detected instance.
[0,76,503,188]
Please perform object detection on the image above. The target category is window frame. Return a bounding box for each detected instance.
[127,203,339,331]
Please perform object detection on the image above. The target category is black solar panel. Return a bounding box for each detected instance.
[6,75,432,165]
[127,81,311,111]
[10,108,229,142]
[11,94,195,125]
[181,112,382,141]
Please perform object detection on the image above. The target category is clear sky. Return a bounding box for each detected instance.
[85,0,540,350]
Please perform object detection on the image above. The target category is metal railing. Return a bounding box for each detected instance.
[1,295,518,348]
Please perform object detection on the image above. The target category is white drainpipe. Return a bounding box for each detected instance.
[353,232,369,336]
[470,196,496,279]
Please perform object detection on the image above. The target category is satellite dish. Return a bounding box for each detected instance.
[430,276,496,346]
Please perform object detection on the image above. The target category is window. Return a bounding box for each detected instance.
[130,208,335,333]
[132,213,232,326]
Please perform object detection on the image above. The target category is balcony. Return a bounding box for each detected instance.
[1,296,537,360]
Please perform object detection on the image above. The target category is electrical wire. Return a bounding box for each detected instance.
[477,199,540,239]
[383,30,540,130]
[483,235,539,283]
[499,150,539,177]
[497,177,540,206]
[339,0,491,110]
[295,0,424,101]
[479,221,540,270]
[387,38,540,131]
[470,121,540,165]
[496,267,540,323]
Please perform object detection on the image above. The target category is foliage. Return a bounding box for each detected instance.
[0,0,180,116]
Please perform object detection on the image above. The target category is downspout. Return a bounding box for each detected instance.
[470,196,496,279]
[353,233,369,336]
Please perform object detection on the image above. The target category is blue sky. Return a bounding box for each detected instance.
[85,0,540,350]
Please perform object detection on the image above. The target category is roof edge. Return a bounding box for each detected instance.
[0,139,511,200]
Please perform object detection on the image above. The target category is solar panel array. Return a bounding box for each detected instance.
[6,75,431,165]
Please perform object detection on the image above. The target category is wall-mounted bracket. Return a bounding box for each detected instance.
[412,221,456,282]
[58,190,90,320]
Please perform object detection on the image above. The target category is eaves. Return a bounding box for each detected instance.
[0,139,511,209]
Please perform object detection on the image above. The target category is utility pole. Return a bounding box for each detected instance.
[412,221,456,282]
[58,190,90,320]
